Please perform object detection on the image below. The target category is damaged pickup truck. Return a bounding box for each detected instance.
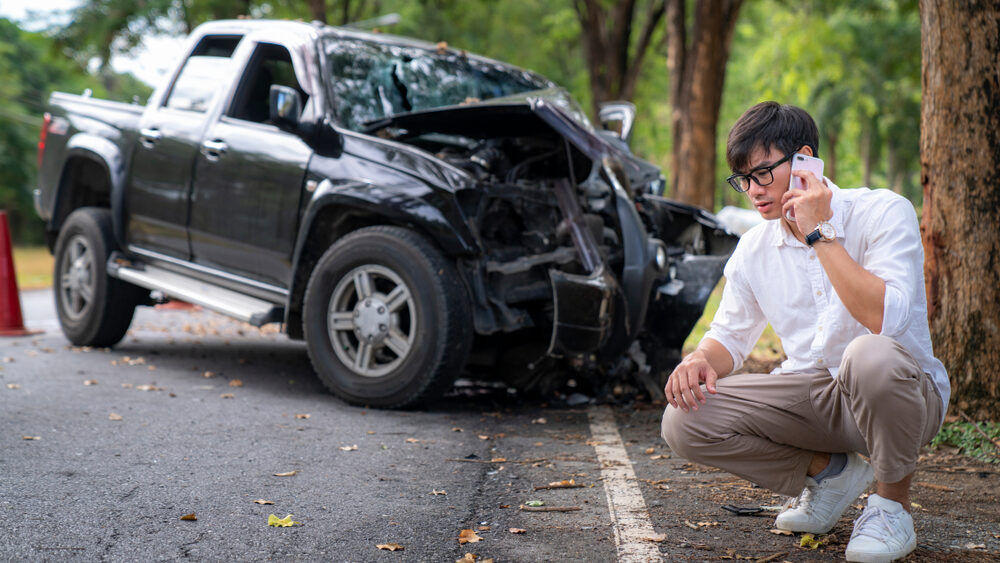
[35,19,737,407]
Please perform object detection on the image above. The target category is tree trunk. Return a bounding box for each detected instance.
[668,0,743,212]
[825,130,838,183]
[920,0,1000,419]
[308,0,328,23]
[574,0,666,118]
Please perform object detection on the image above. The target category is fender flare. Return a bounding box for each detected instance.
[53,133,130,247]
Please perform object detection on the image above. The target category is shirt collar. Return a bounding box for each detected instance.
[771,179,845,247]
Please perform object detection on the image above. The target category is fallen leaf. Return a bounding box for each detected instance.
[273,471,297,477]
[229,379,243,387]
[202,371,215,378]
[644,447,655,454]
[220,393,234,399]
[478,435,490,441]
[452,427,463,432]
[534,442,544,446]
[455,554,476,563]
[650,454,670,460]
[585,440,604,446]
[109,413,123,421]
[697,521,720,527]
[490,458,506,462]
[910,502,922,509]
[642,534,667,542]
[121,383,133,389]
[254,499,274,505]
[405,438,420,443]
[376,543,404,551]
[547,479,576,487]
[180,513,197,521]
[3,357,14,363]
[295,414,311,419]
[22,436,41,440]
[916,481,954,492]
[135,385,163,392]
[965,543,986,550]
[340,445,358,451]
[431,489,447,496]
[523,500,544,507]
[267,514,300,527]
[769,528,794,536]
[531,418,547,424]
[478,526,490,531]
[509,528,526,534]
[799,533,823,549]
[458,529,483,544]
[684,520,700,530]
[83,380,98,386]
[6,384,20,390]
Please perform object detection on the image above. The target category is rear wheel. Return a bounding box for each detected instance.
[53,208,147,347]
[303,226,472,408]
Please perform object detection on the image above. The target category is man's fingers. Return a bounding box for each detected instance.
[704,369,719,394]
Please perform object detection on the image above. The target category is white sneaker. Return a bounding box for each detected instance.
[845,494,916,562]
[774,452,874,533]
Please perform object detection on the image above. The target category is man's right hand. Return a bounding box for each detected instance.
[664,351,719,412]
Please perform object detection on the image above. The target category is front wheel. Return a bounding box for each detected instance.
[53,208,147,347]
[303,226,472,408]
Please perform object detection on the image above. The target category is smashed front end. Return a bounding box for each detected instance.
[364,94,737,397]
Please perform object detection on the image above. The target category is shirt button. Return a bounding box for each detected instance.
[809,255,816,260]
[817,358,824,365]
[816,290,823,296]
[817,325,823,331]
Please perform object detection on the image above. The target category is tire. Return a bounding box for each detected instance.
[53,208,147,347]
[303,226,472,408]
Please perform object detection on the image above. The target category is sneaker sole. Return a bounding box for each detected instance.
[845,533,916,562]
[775,462,875,534]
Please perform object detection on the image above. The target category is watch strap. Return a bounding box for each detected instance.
[805,229,822,246]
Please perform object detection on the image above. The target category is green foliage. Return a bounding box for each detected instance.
[930,421,1000,465]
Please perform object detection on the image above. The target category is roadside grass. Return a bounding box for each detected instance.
[683,278,785,363]
[12,246,53,290]
[930,421,1000,464]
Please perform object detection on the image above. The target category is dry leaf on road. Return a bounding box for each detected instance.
[531,418,547,424]
[229,379,243,387]
[83,380,97,386]
[340,445,358,451]
[273,471,297,477]
[458,529,483,544]
[108,413,123,421]
[22,436,41,440]
[769,528,793,536]
[431,489,447,495]
[6,384,20,389]
[642,534,667,542]
[405,438,420,443]
[295,414,311,419]
[180,513,197,521]
[509,528,526,534]
[376,543,404,551]
[254,499,274,505]
[220,393,234,399]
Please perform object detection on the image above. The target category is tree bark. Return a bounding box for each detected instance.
[574,0,666,118]
[308,0,328,24]
[668,0,743,211]
[920,0,1000,419]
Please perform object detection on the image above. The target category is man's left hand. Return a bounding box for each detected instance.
[782,170,832,234]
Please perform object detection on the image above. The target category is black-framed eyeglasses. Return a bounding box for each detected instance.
[726,152,795,193]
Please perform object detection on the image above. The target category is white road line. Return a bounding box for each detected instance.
[588,404,664,563]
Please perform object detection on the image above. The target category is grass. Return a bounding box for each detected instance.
[930,421,1000,464]
[11,246,53,290]
[682,278,785,363]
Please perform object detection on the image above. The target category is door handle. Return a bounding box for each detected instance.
[139,127,162,149]
[200,139,228,161]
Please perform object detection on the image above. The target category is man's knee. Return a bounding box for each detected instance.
[661,406,701,461]
[840,334,914,394]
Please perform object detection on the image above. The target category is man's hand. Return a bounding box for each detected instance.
[664,350,718,412]
[781,170,832,235]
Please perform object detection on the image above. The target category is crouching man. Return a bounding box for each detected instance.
[661,102,949,563]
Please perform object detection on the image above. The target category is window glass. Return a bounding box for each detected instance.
[229,43,306,123]
[164,35,242,113]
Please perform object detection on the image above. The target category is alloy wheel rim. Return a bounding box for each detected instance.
[327,264,417,378]
[59,234,96,322]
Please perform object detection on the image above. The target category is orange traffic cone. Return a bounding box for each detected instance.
[0,211,43,336]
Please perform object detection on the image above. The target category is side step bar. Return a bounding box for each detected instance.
[109,262,283,327]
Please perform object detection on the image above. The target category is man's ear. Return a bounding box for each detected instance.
[799,145,814,157]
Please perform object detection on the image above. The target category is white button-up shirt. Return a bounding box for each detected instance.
[705,181,950,416]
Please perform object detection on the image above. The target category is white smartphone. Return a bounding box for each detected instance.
[785,153,824,221]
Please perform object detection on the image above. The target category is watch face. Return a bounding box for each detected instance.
[819,222,836,240]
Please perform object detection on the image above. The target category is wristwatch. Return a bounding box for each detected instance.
[805,221,836,246]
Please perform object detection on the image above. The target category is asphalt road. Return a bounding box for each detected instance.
[1,290,667,562]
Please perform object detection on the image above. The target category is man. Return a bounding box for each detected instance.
[660,102,949,563]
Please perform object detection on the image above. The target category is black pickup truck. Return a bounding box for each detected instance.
[35,19,736,407]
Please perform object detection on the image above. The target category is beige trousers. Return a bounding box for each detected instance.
[661,334,943,496]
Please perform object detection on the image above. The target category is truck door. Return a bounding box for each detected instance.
[126,35,242,260]
[188,41,312,289]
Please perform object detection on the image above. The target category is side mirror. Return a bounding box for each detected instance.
[598,101,636,145]
[269,85,302,130]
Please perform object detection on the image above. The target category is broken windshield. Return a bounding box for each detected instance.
[323,37,554,131]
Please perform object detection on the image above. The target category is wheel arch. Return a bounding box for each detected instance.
[47,137,126,251]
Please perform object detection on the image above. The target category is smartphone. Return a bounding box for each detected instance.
[785,153,824,221]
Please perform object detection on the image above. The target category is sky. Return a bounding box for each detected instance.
[0,0,186,87]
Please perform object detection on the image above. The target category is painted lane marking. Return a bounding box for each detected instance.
[588,405,664,562]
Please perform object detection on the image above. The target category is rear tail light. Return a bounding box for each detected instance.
[37,112,51,168]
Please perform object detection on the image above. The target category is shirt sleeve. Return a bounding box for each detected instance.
[703,248,767,373]
[860,194,923,337]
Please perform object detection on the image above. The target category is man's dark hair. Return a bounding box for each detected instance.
[726,102,820,173]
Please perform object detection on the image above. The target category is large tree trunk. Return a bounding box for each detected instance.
[574,0,666,118]
[667,0,742,212]
[920,0,1000,419]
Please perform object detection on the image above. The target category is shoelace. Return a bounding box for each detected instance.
[783,482,817,510]
[852,507,900,542]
